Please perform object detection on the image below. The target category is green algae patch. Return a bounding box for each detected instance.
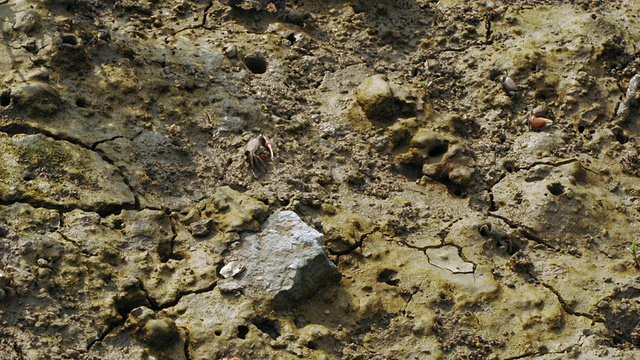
[0,133,135,212]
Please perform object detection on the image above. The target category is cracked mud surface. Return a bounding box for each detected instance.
[2,0,640,359]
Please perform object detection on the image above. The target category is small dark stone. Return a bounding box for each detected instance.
[141,319,180,349]
[190,219,213,237]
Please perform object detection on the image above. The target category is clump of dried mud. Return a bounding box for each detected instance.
[2,0,640,359]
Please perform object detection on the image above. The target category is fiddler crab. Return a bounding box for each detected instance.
[87,30,111,46]
[523,104,553,130]
[243,134,274,178]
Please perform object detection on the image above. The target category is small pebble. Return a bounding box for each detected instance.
[224,44,238,58]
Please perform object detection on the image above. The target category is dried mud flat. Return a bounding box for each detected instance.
[2,0,640,359]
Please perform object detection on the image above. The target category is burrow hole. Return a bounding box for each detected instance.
[547,182,564,196]
[76,98,88,108]
[252,318,281,340]
[428,143,449,158]
[612,127,628,144]
[0,90,10,106]
[237,325,249,339]
[243,55,267,74]
[61,34,78,45]
[377,268,400,286]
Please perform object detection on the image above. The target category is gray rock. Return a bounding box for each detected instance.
[355,74,396,123]
[13,10,41,34]
[219,210,341,307]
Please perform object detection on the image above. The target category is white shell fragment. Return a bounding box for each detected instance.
[616,73,640,123]
[219,261,246,279]
[502,76,518,94]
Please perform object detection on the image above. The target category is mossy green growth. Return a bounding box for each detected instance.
[0,133,134,210]
[18,134,72,170]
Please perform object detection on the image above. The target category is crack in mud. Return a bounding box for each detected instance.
[527,272,600,324]
[164,214,181,262]
[90,135,125,150]
[423,243,476,275]
[173,0,215,35]
[87,321,121,352]
[182,326,192,360]
[401,283,422,314]
[88,279,217,352]
[0,123,91,148]
[201,1,214,28]
[328,227,379,256]
[140,276,218,311]
[487,213,558,251]
[0,197,134,218]
[496,158,580,175]
[12,339,25,360]
[57,230,95,258]
[504,352,540,360]
[539,281,597,321]
[138,279,161,309]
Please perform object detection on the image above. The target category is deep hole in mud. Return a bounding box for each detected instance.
[612,127,628,144]
[447,184,466,198]
[428,143,449,158]
[157,239,173,262]
[76,98,88,108]
[237,325,249,339]
[488,69,504,81]
[578,125,585,133]
[478,224,491,237]
[110,219,124,230]
[286,33,296,44]
[395,162,423,181]
[214,330,222,336]
[252,318,281,340]
[503,160,516,173]
[115,293,150,319]
[243,55,267,74]
[547,182,564,196]
[377,269,400,286]
[61,35,78,45]
[0,90,10,106]
[307,341,319,350]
